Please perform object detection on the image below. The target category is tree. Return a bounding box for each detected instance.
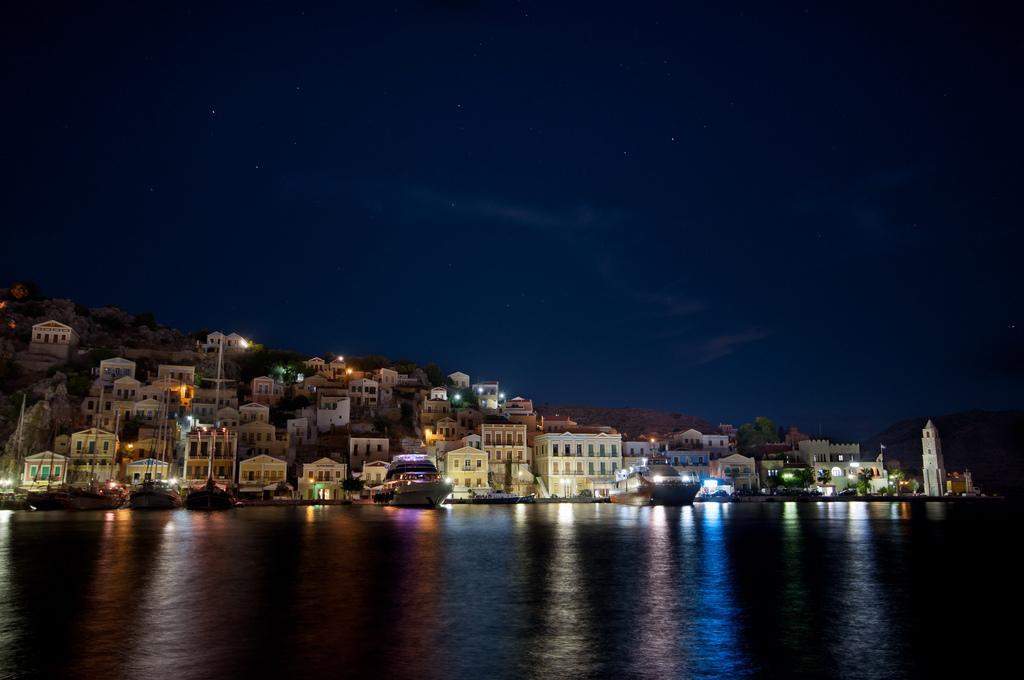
[781,467,813,490]
[889,468,905,495]
[422,362,445,387]
[856,468,875,496]
[342,478,364,500]
[817,468,832,485]
[737,416,780,453]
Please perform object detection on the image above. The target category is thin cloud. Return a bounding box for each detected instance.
[694,329,771,364]
[408,188,620,232]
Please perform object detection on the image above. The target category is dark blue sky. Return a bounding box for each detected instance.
[2,2,1021,439]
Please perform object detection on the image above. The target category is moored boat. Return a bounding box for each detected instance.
[374,455,452,508]
[185,478,235,511]
[130,480,183,509]
[467,492,536,504]
[610,462,701,506]
[68,482,126,510]
[26,489,73,511]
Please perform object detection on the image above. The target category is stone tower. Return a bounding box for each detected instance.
[921,419,946,496]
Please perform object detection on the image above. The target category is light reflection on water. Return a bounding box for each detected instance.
[0,502,1014,679]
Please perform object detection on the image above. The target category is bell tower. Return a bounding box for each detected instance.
[921,419,946,496]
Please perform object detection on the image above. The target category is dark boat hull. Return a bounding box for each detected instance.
[130,489,183,509]
[68,492,124,511]
[468,495,536,504]
[27,491,72,511]
[185,489,235,511]
[611,481,701,506]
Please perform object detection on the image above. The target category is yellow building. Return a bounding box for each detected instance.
[238,420,289,459]
[237,454,289,498]
[446,445,489,497]
[481,418,530,493]
[68,428,120,482]
[532,430,622,498]
[183,428,238,487]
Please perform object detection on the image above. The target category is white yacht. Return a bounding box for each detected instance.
[375,455,453,507]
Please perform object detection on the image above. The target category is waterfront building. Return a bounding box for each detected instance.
[447,445,489,496]
[361,460,390,487]
[663,451,712,481]
[20,451,68,489]
[237,454,288,498]
[481,418,530,493]
[532,430,622,498]
[796,439,868,493]
[298,457,347,500]
[68,428,119,482]
[946,470,974,495]
[125,458,171,484]
[183,428,238,488]
[710,453,757,491]
[921,419,946,496]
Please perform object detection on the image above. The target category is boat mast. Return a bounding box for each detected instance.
[11,393,26,480]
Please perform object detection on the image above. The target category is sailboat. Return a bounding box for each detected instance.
[68,412,125,510]
[185,339,235,511]
[10,395,71,511]
[129,384,182,509]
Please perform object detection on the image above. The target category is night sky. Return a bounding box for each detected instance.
[2,2,1021,439]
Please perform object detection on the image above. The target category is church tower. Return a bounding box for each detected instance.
[921,419,946,496]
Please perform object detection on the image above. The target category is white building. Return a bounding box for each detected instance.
[532,431,622,498]
[298,457,348,500]
[448,371,470,388]
[472,381,500,411]
[204,331,250,351]
[316,393,351,432]
[157,364,195,384]
[29,320,79,359]
[239,402,271,424]
[797,439,881,493]
[430,386,448,400]
[125,458,172,484]
[921,419,946,496]
[361,460,390,487]
[348,379,379,407]
[287,417,317,447]
[99,357,137,383]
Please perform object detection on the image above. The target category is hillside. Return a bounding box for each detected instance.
[538,404,714,439]
[861,410,1024,496]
